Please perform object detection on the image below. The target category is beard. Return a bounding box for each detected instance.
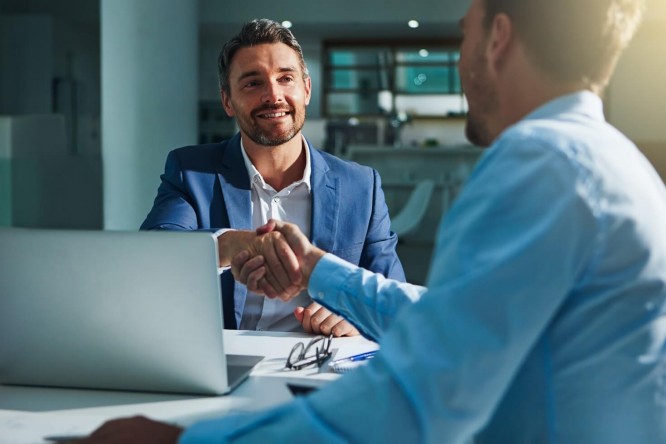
[461,50,499,147]
[238,104,306,147]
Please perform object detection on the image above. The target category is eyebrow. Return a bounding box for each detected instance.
[236,66,299,83]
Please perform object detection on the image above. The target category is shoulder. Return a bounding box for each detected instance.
[311,148,377,182]
[170,140,229,160]
[166,137,239,170]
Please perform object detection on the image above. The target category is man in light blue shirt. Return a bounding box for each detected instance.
[83,0,666,442]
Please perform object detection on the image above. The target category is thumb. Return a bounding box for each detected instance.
[256,219,277,235]
[293,306,305,322]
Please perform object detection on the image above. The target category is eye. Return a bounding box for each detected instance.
[280,75,295,83]
[243,80,260,89]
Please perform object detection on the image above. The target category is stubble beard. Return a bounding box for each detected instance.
[242,105,306,147]
[462,52,498,148]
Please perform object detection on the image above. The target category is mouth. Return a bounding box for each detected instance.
[256,110,291,120]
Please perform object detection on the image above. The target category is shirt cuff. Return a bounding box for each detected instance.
[213,228,234,275]
[308,253,358,306]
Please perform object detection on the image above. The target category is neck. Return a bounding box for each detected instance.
[493,44,592,138]
[242,133,306,191]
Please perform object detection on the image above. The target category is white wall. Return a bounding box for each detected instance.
[101,0,198,230]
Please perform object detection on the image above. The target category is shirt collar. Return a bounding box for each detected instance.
[240,135,312,192]
[523,90,604,123]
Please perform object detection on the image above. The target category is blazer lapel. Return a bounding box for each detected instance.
[218,133,252,230]
[310,146,339,252]
[217,133,251,329]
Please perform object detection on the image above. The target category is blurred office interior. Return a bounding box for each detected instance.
[0,0,664,284]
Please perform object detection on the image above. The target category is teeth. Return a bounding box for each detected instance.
[262,112,287,118]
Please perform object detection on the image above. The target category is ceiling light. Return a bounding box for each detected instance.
[408,20,419,29]
[418,49,429,57]
[282,20,293,29]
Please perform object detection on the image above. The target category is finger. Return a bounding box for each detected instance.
[261,236,294,292]
[230,249,251,280]
[232,252,263,283]
[237,255,265,284]
[317,312,343,337]
[245,266,267,293]
[293,306,305,323]
[273,236,302,285]
[260,255,287,295]
[332,320,360,337]
[301,305,316,334]
[277,285,302,302]
[304,303,324,335]
[259,277,280,299]
[271,220,305,253]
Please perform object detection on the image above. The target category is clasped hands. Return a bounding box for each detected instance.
[221,219,358,337]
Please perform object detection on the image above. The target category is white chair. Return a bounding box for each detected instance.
[390,179,435,238]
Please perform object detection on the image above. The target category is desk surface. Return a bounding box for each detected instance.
[0,330,377,444]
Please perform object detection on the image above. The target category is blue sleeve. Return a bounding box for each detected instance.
[358,169,406,282]
[140,149,199,231]
[181,135,598,443]
[310,254,426,341]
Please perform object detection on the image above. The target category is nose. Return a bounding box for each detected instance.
[261,81,284,104]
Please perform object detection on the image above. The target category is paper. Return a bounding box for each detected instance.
[0,410,106,444]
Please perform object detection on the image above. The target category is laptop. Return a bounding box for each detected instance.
[0,228,263,395]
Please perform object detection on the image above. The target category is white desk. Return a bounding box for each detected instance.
[0,330,377,444]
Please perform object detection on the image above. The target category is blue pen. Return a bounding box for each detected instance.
[331,350,377,365]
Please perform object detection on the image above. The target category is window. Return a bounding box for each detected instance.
[324,42,467,118]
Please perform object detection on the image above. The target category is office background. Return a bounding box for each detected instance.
[0,0,664,284]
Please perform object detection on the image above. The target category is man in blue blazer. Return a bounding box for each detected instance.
[141,19,405,335]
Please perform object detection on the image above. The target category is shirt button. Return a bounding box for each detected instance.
[318,292,324,298]
[273,197,280,203]
[253,177,260,183]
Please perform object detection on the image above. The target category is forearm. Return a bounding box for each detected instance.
[308,254,425,341]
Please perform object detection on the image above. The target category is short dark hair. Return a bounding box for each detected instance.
[217,19,309,95]
[482,0,645,91]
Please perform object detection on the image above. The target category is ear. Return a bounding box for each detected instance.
[486,13,513,73]
[220,90,235,117]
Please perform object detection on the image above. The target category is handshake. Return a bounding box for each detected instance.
[218,219,359,337]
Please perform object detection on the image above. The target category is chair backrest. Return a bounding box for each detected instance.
[390,179,435,238]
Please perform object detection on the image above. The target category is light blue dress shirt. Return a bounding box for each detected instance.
[181,91,666,443]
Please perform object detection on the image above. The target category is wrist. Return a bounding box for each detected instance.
[300,247,325,288]
[217,230,255,267]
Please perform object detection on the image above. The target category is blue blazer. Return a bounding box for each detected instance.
[141,133,405,329]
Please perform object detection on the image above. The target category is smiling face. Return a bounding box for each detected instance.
[221,43,311,147]
[458,0,500,147]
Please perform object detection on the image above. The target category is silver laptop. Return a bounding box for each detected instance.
[0,228,263,395]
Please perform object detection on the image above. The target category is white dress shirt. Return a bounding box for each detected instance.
[237,137,312,332]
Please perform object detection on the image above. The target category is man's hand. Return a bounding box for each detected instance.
[80,416,182,444]
[220,229,301,296]
[231,220,326,300]
[295,302,359,337]
[231,250,303,300]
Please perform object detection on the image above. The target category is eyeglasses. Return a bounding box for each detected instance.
[285,334,333,370]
